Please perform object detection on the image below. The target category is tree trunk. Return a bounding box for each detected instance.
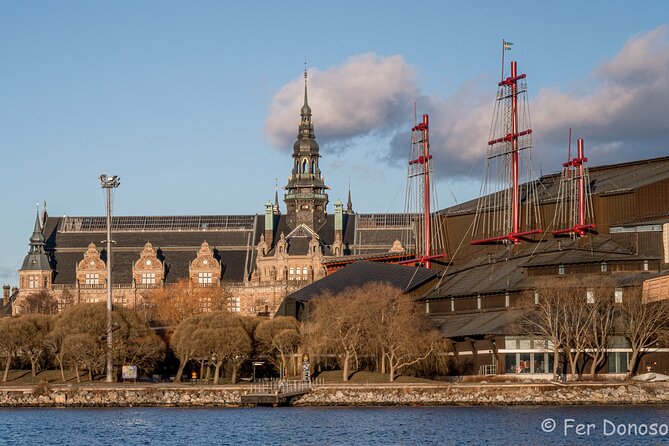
[175,357,188,383]
[280,352,287,379]
[88,367,93,382]
[628,349,640,378]
[568,352,577,381]
[31,357,37,377]
[3,354,11,382]
[552,346,559,376]
[75,363,80,383]
[342,351,350,382]
[213,360,223,384]
[389,359,395,382]
[380,348,386,374]
[231,364,238,384]
[58,357,66,382]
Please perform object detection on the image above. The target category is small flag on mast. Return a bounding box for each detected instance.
[503,40,513,50]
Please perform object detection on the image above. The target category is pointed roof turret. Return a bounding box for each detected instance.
[274,178,280,215]
[30,207,45,247]
[301,68,312,116]
[20,206,51,271]
[346,179,354,215]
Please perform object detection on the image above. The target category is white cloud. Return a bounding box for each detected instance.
[265,53,419,149]
[267,26,669,181]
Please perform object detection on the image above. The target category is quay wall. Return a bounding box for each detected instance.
[1,382,669,407]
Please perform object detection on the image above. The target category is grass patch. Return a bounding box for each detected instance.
[315,370,439,384]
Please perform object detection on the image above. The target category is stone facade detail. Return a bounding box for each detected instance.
[189,242,221,286]
[249,225,327,288]
[133,242,164,287]
[75,243,107,287]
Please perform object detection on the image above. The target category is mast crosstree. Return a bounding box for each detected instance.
[471,59,542,245]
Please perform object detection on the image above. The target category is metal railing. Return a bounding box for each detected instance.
[248,379,315,395]
[479,364,497,376]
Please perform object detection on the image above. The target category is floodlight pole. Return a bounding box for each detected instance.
[99,174,120,383]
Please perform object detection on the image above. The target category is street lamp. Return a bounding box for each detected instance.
[99,174,120,383]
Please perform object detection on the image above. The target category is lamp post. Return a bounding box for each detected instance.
[99,174,120,383]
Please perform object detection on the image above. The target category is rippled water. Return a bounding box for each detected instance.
[2,406,669,445]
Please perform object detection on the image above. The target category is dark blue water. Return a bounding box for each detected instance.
[1,406,669,445]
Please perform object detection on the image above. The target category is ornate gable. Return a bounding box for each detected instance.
[189,241,221,286]
[286,223,318,240]
[75,243,107,286]
[133,242,164,286]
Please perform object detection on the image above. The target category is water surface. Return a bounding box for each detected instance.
[2,405,669,445]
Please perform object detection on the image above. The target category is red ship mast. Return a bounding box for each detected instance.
[471,57,542,245]
[552,137,595,237]
[400,113,446,267]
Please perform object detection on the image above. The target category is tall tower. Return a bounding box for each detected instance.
[284,69,329,230]
[19,208,53,290]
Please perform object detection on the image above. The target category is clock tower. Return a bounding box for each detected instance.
[284,70,329,230]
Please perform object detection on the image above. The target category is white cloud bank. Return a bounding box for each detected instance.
[265,26,669,179]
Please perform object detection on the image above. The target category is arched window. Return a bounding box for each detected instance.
[302,159,308,173]
[303,267,308,276]
[311,160,316,174]
[289,267,294,276]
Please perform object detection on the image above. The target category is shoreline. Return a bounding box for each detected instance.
[0,381,668,408]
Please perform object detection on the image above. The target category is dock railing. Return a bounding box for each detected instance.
[248,378,319,395]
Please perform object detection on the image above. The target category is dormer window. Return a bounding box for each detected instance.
[84,273,100,285]
[600,262,608,272]
[558,264,565,275]
[198,272,213,286]
[141,273,156,286]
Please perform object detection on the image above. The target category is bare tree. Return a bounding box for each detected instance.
[585,282,618,378]
[370,290,445,382]
[144,280,230,327]
[620,289,669,377]
[20,290,58,315]
[308,283,450,382]
[255,317,301,377]
[307,291,366,381]
[17,314,52,377]
[62,333,101,382]
[520,283,566,376]
[51,303,164,381]
[171,314,205,382]
[0,318,24,382]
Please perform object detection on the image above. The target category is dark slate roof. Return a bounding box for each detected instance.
[285,261,438,302]
[43,216,259,284]
[430,309,529,337]
[426,235,654,299]
[441,155,669,216]
[37,210,419,285]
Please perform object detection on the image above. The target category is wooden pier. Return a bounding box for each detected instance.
[241,380,312,406]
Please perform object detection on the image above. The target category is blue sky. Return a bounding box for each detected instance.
[1,1,668,285]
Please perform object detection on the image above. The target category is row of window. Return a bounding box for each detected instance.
[558,260,650,275]
[289,267,310,276]
[503,352,629,374]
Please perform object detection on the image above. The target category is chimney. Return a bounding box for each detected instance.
[334,200,344,241]
[264,201,274,248]
[3,285,10,307]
